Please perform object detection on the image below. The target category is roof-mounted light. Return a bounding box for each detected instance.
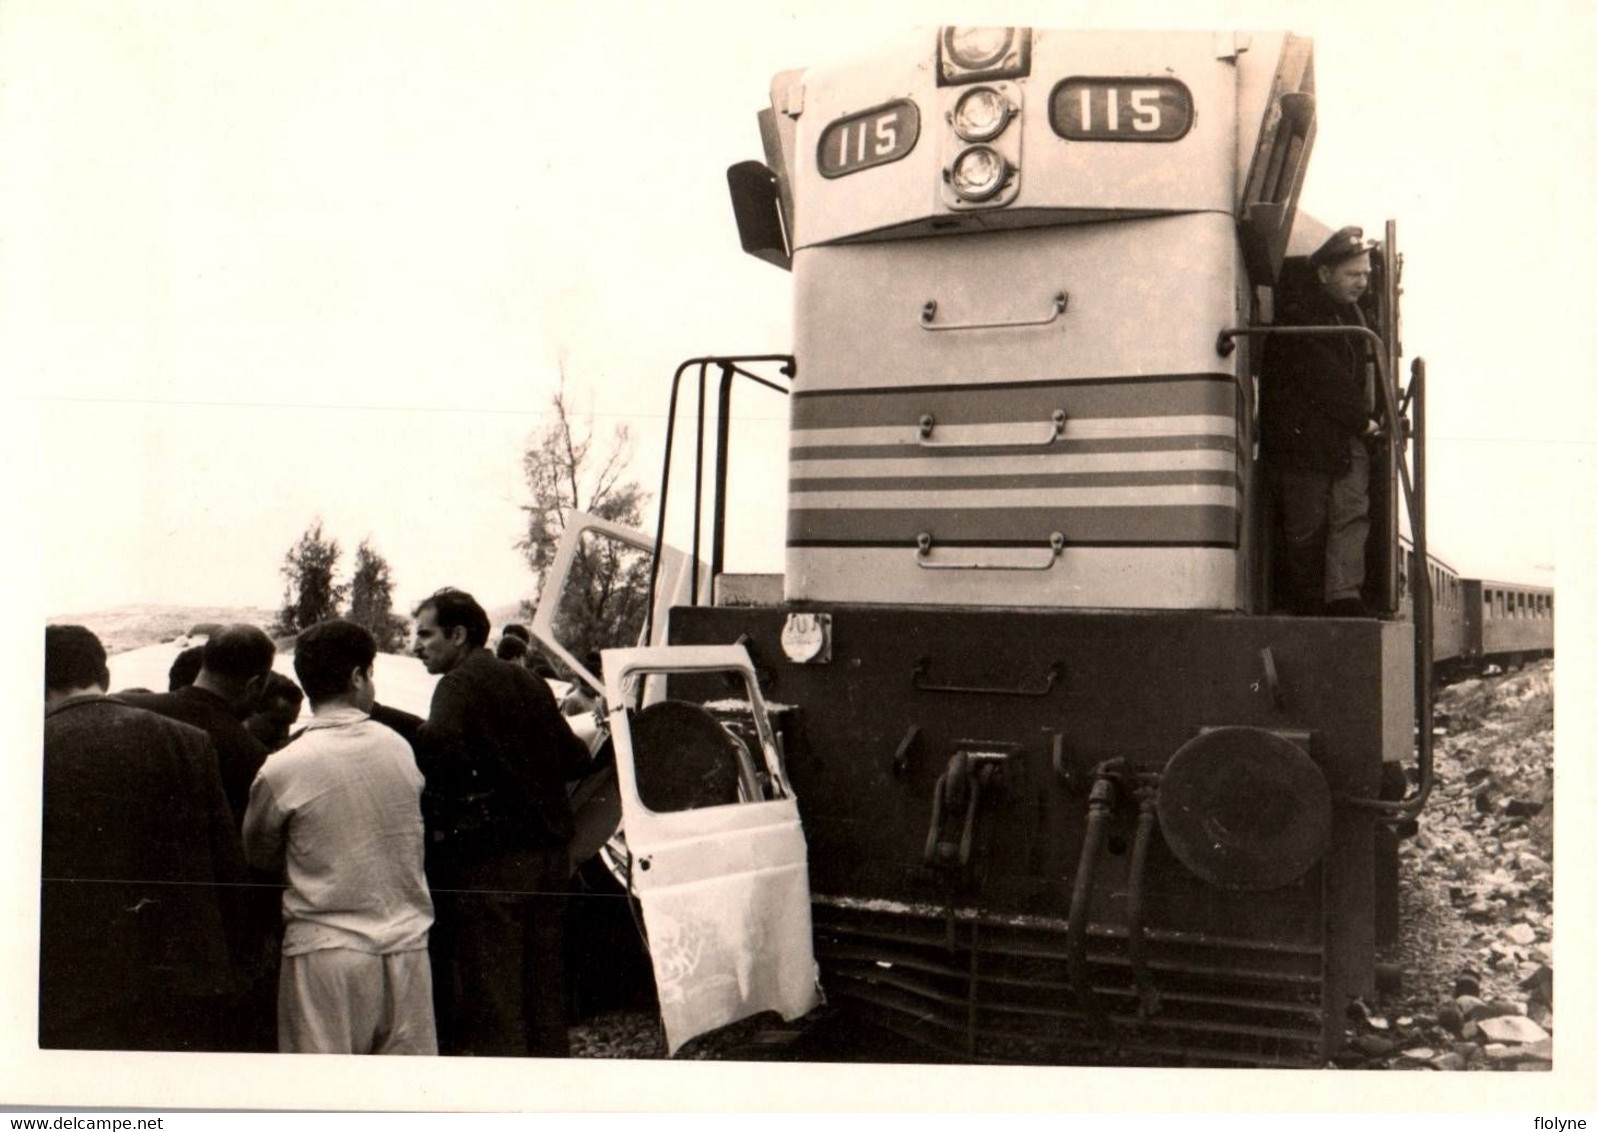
[946,27,1011,70]
[938,26,1031,85]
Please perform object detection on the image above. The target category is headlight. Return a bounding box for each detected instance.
[943,27,1014,71]
[949,145,1009,201]
[952,86,1012,142]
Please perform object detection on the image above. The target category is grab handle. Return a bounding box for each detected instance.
[918,409,1067,448]
[912,657,1062,698]
[921,291,1067,332]
[915,531,1065,571]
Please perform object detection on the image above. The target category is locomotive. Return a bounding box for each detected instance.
[531,26,1528,1066]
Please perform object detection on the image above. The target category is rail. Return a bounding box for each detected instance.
[1216,323,1432,820]
[642,355,795,645]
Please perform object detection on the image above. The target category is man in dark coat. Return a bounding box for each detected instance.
[412,588,591,1057]
[1260,225,1383,617]
[41,625,246,1050]
[120,622,280,1051]
[121,623,277,824]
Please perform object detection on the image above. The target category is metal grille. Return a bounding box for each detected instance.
[813,896,1327,1067]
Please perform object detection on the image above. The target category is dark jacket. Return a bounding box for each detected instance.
[370,701,424,750]
[120,685,269,828]
[1260,288,1374,475]
[41,695,247,1047]
[415,650,590,867]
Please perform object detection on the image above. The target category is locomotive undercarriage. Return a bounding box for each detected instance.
[665,603,1415,1066]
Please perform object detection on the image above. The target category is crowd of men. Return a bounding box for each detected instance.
[40,589,593,1057]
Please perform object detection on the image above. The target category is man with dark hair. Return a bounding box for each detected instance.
[245,671,305,753]
[500,623,531,644]
[242,619,435,1055]
[122,623,277,824]
[1262,225,1383,618]
[168,644,205,691]
[412,587,591,1057]
[41,626,245,1050]
[495,634,530,664]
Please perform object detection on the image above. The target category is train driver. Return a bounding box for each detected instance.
[1261,226,1382,618]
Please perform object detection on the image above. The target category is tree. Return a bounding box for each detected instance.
[276,519,347,635]
[517,382,652,666]
[346,537,410,653]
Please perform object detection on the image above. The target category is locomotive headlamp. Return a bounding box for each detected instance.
[952,86,1012,142]
[944,27,1013,71]
[1156,727,1333,891]
[949,145,1009,201]
[938,26,1031,84]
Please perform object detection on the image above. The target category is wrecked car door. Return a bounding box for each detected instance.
[601,644,820,1055]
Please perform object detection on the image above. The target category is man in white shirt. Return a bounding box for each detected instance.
[243,619,436,1054]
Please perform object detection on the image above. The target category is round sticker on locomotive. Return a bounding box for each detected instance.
[1049,77,1193,142]
[780,612,832,663]
[817,100,920,178]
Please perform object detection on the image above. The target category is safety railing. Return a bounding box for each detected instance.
[642,355,795,645]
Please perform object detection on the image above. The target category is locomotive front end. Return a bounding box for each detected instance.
[542,25,1428,1067]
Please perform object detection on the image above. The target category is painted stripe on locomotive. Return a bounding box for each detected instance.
[791,470,1242,492]
[787,374,1241,549]
[789,372,1237,423]
[789,504,1237,546]
[791,435,1239,461]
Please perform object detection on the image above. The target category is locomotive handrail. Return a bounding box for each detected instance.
[642,355,795,646]
[920,291,1068,332]
[1217,323,1434,820]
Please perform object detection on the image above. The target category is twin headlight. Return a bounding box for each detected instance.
[945,84,1018,205]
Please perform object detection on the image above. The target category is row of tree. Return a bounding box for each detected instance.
[274,383,653,662]
[276,525,408,652]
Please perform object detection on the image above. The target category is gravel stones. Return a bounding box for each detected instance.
[1477,1015,1549,1044]
[1363,662,1555,1072]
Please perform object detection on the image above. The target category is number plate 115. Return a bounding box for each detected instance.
[1050,78,1192,142]
[818,100,921,179]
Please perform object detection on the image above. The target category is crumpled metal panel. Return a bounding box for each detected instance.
[603,644,821,1055]
[640,835,820,1055]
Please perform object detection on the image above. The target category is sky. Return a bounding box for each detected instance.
[4,0,1592,621]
